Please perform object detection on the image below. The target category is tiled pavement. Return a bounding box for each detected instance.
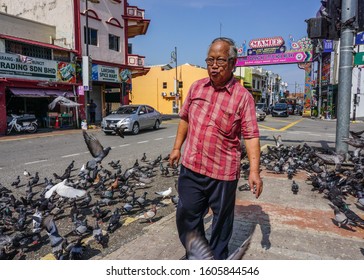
[98,170,364,260]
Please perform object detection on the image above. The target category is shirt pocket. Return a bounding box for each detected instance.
[214,109,236,135]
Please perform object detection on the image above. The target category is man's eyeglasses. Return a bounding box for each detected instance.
[205,57,233,66]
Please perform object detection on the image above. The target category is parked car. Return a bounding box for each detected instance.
[271,103,289,117]
[101,104,163,135]
[256,103,268,113]
[295,105,303,115]
[287,104,294,115]
[255,108,266,121]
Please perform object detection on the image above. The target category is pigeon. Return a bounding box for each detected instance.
[155,187,172,199]
[44,179,86,199]
[141,153,147,162]
[291,180,299,194]
[107,208,122,233]
[135,204,157,223]
[273,135,283,148]
[349,129,364,139]
[48,95,82,110]
[83,130,111,168]
[136,191,148,208]
[23,170,31,178]
[92,220,108,247]
[329,204,356,228]
[11,176,21,187]
[42,215,65,255]
[185,230,252,260]
[113,126,125,138]
[63,237,85,260]
[314,151,346,166]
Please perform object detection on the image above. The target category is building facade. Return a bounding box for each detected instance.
[0,0,149,135]
[131,63,208,114]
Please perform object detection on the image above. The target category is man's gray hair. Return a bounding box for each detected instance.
[210,37,238,59]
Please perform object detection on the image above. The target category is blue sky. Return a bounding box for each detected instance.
[130,0,321,92]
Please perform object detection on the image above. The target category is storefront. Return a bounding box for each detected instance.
[91,63,132,119]
[0,50,79,135]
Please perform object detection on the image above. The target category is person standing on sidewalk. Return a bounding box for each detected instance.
[169,37,263,260]
[87,99,97,124]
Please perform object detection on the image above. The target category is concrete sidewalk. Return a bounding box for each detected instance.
[97,170,364,260]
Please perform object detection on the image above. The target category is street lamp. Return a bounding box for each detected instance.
[84,0,99,124]
[171,47,179,113]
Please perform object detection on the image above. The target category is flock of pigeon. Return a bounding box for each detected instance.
[2,128,364,260]
[259,131,364,231]
[0,130,179,260]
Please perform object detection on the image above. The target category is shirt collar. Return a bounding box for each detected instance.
[204,75,236,95]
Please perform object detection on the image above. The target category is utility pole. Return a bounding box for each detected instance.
[335,0,356,154]
[317,39,323,118]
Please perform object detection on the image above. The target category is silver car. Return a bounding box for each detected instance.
[101,104,163,135]
[255,108,266,121]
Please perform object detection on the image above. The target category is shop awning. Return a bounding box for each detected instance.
[9,88,74,98]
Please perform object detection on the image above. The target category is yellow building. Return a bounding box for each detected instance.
[131,63,208,114]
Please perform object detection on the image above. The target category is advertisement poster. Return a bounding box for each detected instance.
[0,52,76,83]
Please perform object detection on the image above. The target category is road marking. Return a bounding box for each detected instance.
[137,140,149,144]
[62,153,80,158]
[119,144,130,147]
[258,124,277,131]
[309,133,322,137]
[279,119,304,131]
[111,146,116,149]
[25,159,48,165]
[167,135,175,138]
[154,138,163,141]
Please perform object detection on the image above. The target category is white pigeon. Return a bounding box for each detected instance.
[155,187,172,198]
[45,179,86,199]
[48,95,82,110]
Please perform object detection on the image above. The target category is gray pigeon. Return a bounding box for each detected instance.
[83,130,111,169]
[42,215,65,254]
[185,230,253,260]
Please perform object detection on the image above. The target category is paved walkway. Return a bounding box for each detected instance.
[97,170,364,260]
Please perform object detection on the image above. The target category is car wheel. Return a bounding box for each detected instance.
[132,122,140,135]
[153,120,160,130]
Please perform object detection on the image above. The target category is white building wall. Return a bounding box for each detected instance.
[1,0,74,49]
[351,44,364,118]
[0,0,126,64]
[80,0,126,64]
[0,12,56,43]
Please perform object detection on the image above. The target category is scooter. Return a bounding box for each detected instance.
[6,114,38,135]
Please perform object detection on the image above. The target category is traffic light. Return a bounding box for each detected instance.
[306,0,341,40]
[358,0,364,32]
[327,0,341,40]
[306,17,329,39]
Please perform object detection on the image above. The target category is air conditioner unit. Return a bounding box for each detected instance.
[170,92,175,96]
[161,92,167,97]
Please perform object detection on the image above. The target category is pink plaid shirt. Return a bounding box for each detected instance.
[179,76,260,181]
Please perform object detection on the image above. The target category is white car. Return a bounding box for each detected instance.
[256,108,266,121]
[101,104,163,135]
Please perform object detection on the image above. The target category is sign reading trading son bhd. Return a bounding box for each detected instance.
[236,36,313,67]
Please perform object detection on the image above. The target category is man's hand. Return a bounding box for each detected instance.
[248,171,263,199]
[169,149,181,168]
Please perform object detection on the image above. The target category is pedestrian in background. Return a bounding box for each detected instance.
[169,37,263,260]
[87,99,97,124]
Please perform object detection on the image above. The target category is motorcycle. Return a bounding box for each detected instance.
[6,114,38,135]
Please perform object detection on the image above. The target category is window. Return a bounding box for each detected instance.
[5,40,52,60]
[128,43,132,54]
[84,27,98,46]
[162,82,167,89]
[178,81,183,88]
[109,34,120,51]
